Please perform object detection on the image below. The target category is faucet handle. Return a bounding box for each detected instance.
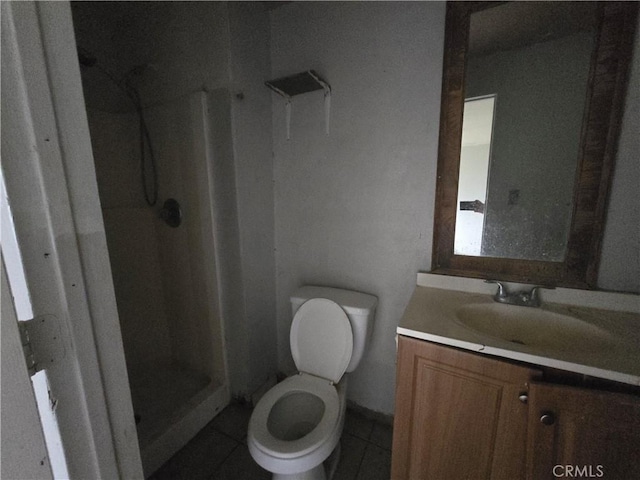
[485,279,507,298]
[485,281,555,307]
[530,285,555,302]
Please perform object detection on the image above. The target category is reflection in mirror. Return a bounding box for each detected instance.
[433,1,638,287]
[454,2,597,261]
[455,95,495,256]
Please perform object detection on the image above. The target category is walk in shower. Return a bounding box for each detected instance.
[72,4,230,474]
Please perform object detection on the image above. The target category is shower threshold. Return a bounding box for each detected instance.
[128,361,229,476]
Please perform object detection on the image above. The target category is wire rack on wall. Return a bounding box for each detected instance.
[265,70,331,139]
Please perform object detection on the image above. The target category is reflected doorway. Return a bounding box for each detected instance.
[454,95,496,256]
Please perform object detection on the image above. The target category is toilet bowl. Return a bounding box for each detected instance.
[248,287,377,480]
[248,373,347,476]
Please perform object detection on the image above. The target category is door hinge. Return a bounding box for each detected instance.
[18,315,64,376]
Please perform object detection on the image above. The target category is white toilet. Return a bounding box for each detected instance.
[248,286,377,480]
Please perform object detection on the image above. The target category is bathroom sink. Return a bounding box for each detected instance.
[455,303,614,353]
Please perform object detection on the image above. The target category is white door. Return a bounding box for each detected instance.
[1,1,143,478]
[1,258,53,480]
[454,95,496,256]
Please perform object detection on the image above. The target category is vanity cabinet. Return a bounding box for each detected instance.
[391,335,640,480]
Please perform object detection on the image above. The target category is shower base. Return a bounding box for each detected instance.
[128,362,229,476]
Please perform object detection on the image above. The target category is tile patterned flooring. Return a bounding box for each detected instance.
[149,403,393,480]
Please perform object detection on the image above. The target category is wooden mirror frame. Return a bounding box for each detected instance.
[432,1,639,288]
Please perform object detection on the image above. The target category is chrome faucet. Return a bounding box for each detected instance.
[485,280,554,308]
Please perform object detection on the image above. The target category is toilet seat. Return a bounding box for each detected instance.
[249,373,340,460]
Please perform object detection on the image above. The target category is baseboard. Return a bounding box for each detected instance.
[250,373,277,407]
[346,399,394,426]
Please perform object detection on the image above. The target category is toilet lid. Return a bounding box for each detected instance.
[290,298,353,383]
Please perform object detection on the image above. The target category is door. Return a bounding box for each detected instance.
[1,1,142,478]
[1,258,53,480]
[454,95,496,256]
[527,382,640,480]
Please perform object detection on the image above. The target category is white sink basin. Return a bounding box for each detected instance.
[455,303,615,352]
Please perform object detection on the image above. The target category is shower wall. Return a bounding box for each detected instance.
[73,0,277,405]
[89,110,173,371]
[87,92,230,474]
[144,92,226,384]
[88,93,226,386]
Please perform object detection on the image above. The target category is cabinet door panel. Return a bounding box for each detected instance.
[409,359,502,478]
[392,336,537,480]
[527,382,640,480]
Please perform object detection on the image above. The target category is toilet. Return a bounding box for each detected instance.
[248,286,377,480]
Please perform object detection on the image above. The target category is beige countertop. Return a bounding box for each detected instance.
[398,274,640,386]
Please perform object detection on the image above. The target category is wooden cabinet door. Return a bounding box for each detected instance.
[526,382,640,480]
[392,336,539,480]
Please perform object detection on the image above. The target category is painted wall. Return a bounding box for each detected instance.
[228,2,277,395]
[72,1,231,112]
[599,14,640,293]
[270,1,446,414]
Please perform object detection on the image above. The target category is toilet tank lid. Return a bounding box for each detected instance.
[291,286,377,315]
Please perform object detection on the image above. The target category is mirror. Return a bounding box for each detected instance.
[457,2,597,261]
[433,1,638,288]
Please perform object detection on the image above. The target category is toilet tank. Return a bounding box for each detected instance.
[290,286,377,373]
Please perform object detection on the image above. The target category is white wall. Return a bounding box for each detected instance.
[271,1,446,414]
[228,2,277,395]
[599,14,640,293]
[72,1,231,112]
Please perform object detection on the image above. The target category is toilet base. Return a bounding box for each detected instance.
[272,462,325,480]
[324,440,341,480]
[271,441,341,480]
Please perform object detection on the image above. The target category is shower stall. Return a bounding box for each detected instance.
[86,88,230,475]
[73,9,231,472]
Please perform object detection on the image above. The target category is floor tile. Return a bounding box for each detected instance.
[334,433,368,480]
[369,422,393,450]
[149,404,395,480]
[211,403,252,442]
[355,443,391,480]
[343,410,374,441]
[211,443,270,480]
[150,425,238,480]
